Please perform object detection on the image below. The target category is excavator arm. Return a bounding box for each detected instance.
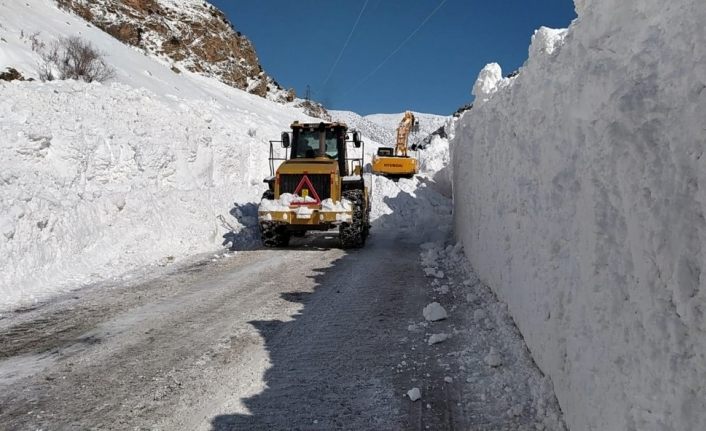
[395,111,417,157]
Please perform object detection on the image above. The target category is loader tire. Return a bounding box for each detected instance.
[260,221,290,247]
[339,190,367,249]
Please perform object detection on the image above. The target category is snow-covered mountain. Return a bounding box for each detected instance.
[328,110,392,146]
[330,110,448,147]
[452,1,706,430]
[366,112,448,139]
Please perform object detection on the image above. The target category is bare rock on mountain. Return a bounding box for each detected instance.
[0,67,26,81]
[295,100,332,121]
[56,0,288,101]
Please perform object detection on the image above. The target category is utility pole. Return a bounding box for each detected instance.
[305,85,311,102]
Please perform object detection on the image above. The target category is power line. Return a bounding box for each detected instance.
[320,0,370,90]
[341,0,448,97]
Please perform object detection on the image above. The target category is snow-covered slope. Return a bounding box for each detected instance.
[330,110,448,148]
[365,112,447,139]
[0,0,313,310]
[0,0,289,107]
[328,110,391,146]
[451,1,706,430]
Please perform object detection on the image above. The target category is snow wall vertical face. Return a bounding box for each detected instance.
[451,1,706,430]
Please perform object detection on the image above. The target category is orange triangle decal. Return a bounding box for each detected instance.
[291,175,321,206]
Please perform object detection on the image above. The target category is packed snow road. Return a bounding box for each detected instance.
[0,178,565,430]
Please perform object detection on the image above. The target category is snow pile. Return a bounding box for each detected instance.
[416,122,454,198]
[0,0,311,310]
[471,63,514,105]
[416,131,450,176]
[369,175,451,241]
[427,333,450,345]
[320,198,353,212]
[406,387,421,402]
[422,302,447,322]
[260,194,316,211]
[528,27,568,58]
[258,195,353,217]
[452,0,706,429]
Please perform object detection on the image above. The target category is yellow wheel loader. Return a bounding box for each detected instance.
[258,122,371,248]
[371,111,420,178]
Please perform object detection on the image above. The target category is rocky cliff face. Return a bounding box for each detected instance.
[56,0,294,102]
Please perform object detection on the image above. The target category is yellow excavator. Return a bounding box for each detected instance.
[371,111,420,178]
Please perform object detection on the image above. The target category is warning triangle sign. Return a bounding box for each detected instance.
[291,175,321,206]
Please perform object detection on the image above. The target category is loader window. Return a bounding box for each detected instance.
[293,129,338,159]
[324,137,338,159]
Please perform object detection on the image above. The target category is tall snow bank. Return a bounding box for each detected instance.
[452,0,706,430]
[0,80,301,309]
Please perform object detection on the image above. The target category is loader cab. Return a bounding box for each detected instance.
[287,122,355,176]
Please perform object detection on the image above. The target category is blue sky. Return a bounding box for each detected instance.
[211,1,576,115]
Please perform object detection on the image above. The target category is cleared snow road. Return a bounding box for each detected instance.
[0,179,565,430]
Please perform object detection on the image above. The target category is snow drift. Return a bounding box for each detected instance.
[452,1,706,430]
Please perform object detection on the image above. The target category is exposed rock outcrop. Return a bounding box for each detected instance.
[56,0,288,101]
[0,67,26,81]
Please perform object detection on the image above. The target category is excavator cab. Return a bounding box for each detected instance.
[377,148,394,157]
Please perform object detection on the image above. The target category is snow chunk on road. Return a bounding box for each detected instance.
[427,333,450,345]
[407,387,421,402]
[484,347,502,368]
[423,302,448,321]
[423,267,445,279]
[407,322,428,332]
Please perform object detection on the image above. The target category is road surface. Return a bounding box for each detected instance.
[0,228,565,430]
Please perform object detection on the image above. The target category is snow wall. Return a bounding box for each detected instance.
[451,1,706,430]
[0,80,301,309]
